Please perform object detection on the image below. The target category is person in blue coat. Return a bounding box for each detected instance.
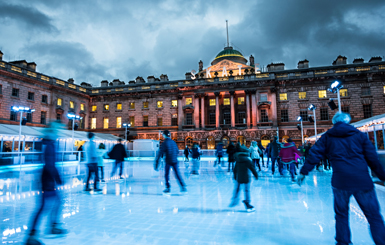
[298,112,385,245]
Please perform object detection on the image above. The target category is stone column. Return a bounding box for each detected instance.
[230,91,235,128]
[251,90,257,128]
[270,89,278,127]
[178,95,183,130]
[245,90,251,128]
[214,92,220,128]
[194,94,200,129]
[201,95,205,129]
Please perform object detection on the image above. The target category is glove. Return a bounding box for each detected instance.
[297,174,306,186]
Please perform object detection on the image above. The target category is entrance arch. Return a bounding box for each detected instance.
[237,136,246,146]
[261,135,270,148]
[185,136,193,148]
[222,136,230,149]
[207,136,215,149]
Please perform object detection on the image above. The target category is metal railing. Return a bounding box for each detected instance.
[0,151,81,166]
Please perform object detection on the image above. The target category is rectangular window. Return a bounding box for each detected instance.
[209,113,216,125]
[92,105,97,111]
[0,84,2,94]
[42,95,48,103]
[171,114,178,126]
[28,92,34,101]
[261,109,269,122]
[238,97,245,105]
[116,103,122,110]
[26,112,32,123]
[157,101,163,108]
[237,112,246,124]
[80,103,85,111]
[300,109,308,121]
[186,113,193,125]
[70,101,74,109]
[363,104,372,119]
[361,87,371,96]
[279,93,287,101]
[383,86,385,94]
[223,112,231,124]
[129,116,135,127]
[143,116,148,126]
[143,102,149,109]
[260,93,268,102]
[209,99,216,106]
[91,118,96,129]
[103,118,109,129]
[340,89,348,97]
[185,98,192,105]
[320,107,329,120]
[318,90,327,98]
[57,98,62,106]
[116,117,122,128]
[10,111,17,121]
[157,117,163,126]
[12,88,19,97]
[223,98,230,105]
[104,104,109,111]
[298,92,306,99]
[171,100,178,107]
[40,111,46,124]
[341,106,350,114]
[130,102,135,109]
[56,113,61,122]
[281,109,289,122]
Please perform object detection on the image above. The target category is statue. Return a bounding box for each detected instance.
[199,60,203,72]
[249,55,254,67]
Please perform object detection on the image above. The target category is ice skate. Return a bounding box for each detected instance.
[243,200,255,212]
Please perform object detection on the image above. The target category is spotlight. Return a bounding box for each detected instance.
[308,104,316,111]
[308,116,314,123]
[297,124,301,130]
[297,116,302,122]
[74,123,79,130]
[22,118,27,125]
[328,99,338,110]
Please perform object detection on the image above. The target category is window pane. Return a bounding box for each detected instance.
[157,101,163,108]
[209,113,216,125]
[320,108,329,120]
[117,103,122,110]
[209,99,216,106]
[261,109,269,122]
[70,101,74,109]
[143,116,148,126]
[28,92,34,100]
[92,105,97,111]
[171,100,178,107]
[185,98,192,105]
[129,116,135,127]
[281,109,289,122]
[104,104,109,110]
[116,117,122,128]
[260,93,268,101]
[40,111,46,124]
[318,90,327,98]
[157,118,163,126]
[103,118,109,129]
[237,112,246,124]
[130,102,135,109]
[12,88,19,97]
[339,89,348,97]
[361,87,371,96]
[341,106,350,114]
[279,93,287,101]
[298,92,306,99]
[223,112,230,124]
[223,98,230,105]
[91,118,96,129]
[186,113,193,125]
[42,95,47,103]
[238,97,245,105]
[80,104,85,111]
[300,109,308,121]
[171,114,178,126]
[57,98,62,106]
[363,104,372,119]
[143,102,149,108]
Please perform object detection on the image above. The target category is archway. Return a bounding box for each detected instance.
[237,136,246,146]
[207,136,215,149]
[261,135,270,148]
[185,136,193,148]
[222,136,230,149]
[282,135,289,143]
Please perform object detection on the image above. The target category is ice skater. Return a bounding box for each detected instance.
[191,143,200,175]
[97,143,107,182]
[109,138,127,179]
[249,141,262,171]
[155,130,187,194]
[226,142,236,172]
[84,132,102,191]
[229,144,258,212]
[279,138,301,182]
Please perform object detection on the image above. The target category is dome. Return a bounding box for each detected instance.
[211,47,248,66]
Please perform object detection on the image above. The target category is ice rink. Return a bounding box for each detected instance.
[1,159,384,245]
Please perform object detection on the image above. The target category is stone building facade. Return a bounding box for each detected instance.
[1,48,385,149]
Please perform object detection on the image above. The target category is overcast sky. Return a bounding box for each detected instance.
[1,0,384,86]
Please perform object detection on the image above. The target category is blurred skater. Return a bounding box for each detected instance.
[184,145,191,162]
[269,136,282,175]
[109,138,127,179]
[257,141,265,167]
[214,143,224,167]
[279,138,301,182]
[84,132,101,191]
[227,142,236,172]
[26,122,67,245]
[249,141,261,171]
[97,143,107,182]
[191,143,200,175]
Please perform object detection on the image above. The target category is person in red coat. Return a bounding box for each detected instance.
[279,138,301,182]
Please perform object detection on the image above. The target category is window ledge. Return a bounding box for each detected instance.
[115,110,122,112]
[90,111,97,113]
[11,96,20,99]
[318,98,329,100]
[103,110,110,113]
[170,106,178,109]
[156,107,163,110]
[27,99,35,103]
[360,95,373,98]
[279,100,289,102]
[142,108,149,110]
[297,99,309,101]
[128,109,136,111]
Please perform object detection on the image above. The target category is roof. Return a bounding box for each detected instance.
[214,47,245,61]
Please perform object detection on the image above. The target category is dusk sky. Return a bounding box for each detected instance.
[1,0,384,86]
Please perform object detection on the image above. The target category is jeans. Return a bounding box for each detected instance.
[98,166,104,180]
[231,182,251,204]
[228,161,235,172]
[260,154,265,167]
[30,191,61,232]
[165,163,185,189]
[86,163,99,189]
[271,157,282,175]
[252,159,261,171]
[111,160,123,177]
[333,187,385,245]
[191,158,200,174]
[288,163,296,180]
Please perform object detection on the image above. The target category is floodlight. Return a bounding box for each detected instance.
[297,116,302,121]
[309,116,314,123]
[308,104,316,111]
[328,99,338,110]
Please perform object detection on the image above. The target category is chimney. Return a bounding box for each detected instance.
[120,81,125,85]
[101,80,108,87]
[0,50,3,61]
[135,76,145,83]
[68,78,74,84]
[333,55,347,65]
[112,79,120,86]
[147,76,155,83]
[353,58,364,64]
[267,63,285,72]
[10,60,28,67]
[129,80,135,84]
[160,74,169,82]
[27,62,37,71]
[369,56,382,63]
[199,60,203,72]
[297,59,309,69]
[249,55,255,67]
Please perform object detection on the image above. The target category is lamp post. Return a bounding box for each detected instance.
[308,104,317,142]
[297,116,304,145]
[67,113,83,148]
[328,80,343,113]
[122,123,131,141]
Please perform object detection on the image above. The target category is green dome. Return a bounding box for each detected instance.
[211,47,248,65]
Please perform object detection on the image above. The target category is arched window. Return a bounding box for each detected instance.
[185,137,193,148]
[261,135,270,148]
[207,136,215,149]
[222,136,230,149]
[237,136,246,146]
[282,135,289,143]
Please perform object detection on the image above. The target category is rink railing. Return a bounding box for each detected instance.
[125,150,224,158]
[0,151,81,166]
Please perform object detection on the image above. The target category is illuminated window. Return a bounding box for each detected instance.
[129,102,135,109]
[143,116,148,126]
[116,117,122,128]
[209,99,216,106]
[157,117,163,126]
[80,104,85,111]
[238,97,245,105]
[70,101,74,109]
[57,98,62,106]
[157,101,163,108]
[383,86,385,94]
[92,105,97,111]
[171,100,178,107]
[171,114,178,126]
[91,118,96,129]
[185,98,192,105]
[143,101,149,108]
[117,103,122,110]
[318,90,327,98]
[104,104,109,111]
[298,92,306,99]
[223,98,230,105]
[129,116,135,127]
[103,118,109,129]
[279,93,287,101]
[340,89,348,97]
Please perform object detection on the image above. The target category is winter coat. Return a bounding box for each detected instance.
[233,148,258,184]
[227,144,236,162]
[300,122,385,191]
[265,144,270,157]
[156,138,179,165]
[249,145,261,160]
[41,139,62,191]
[184,148,191,156]
[85,140,98,163]
[268,141,282,158]
[192,147,200,159]
[108,143,127,161]
[97,149,107,167]
[279,142,301,164]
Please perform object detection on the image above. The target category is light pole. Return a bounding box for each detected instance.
[122,123,131,141]
[297,116,304,145]
[308,104,317,142]
[328,80,343,113]
[67,113,83,148]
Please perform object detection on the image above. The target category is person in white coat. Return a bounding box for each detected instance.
[249,141,261,171]
[84,133,102,191]
[97,143,107,182]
